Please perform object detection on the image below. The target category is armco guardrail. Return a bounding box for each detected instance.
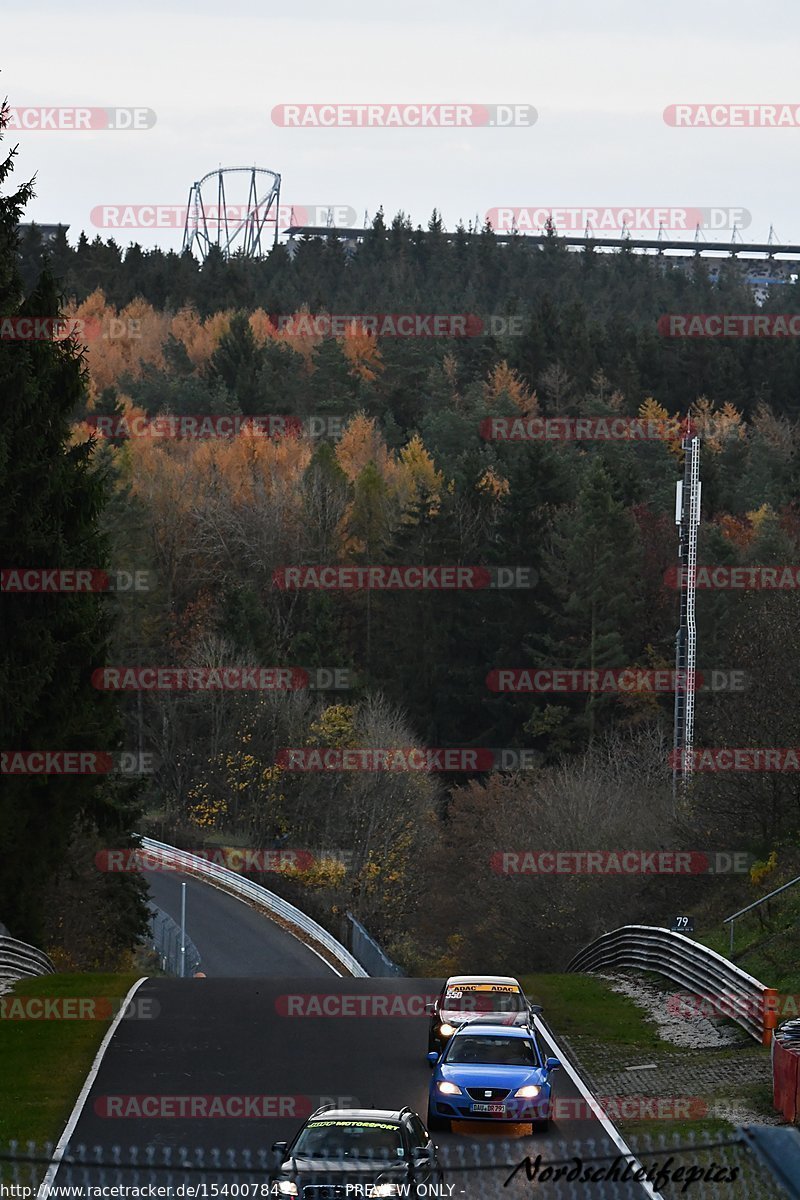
[148,903,202,978]
[567,924,777,1045]
[138,838,368,977]
[0,933,55,985]
[346,911,403,976]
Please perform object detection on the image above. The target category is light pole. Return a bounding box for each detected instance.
[179,880,187,978]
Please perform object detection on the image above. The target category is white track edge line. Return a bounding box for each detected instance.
[533,1014,663,1200]
[37,976,150,1197]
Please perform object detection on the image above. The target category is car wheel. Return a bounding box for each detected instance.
[426,1107,450,1133]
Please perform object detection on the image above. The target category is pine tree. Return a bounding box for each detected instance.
[545,457,644,742]
[206,311,265,413]
[343,462,394,678]
[0,104,148,947]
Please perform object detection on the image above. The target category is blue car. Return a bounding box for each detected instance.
[426,1017,560,1132]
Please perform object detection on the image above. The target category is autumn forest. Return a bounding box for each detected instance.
[6,199,800,974]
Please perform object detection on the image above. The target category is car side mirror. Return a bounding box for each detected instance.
[424,1002,435,1016]
[412,1146,432,1163]
[427,1051,439,1067]
[545,1057,561,1071]
[271,1140,288,1154]
[529,1003,542,1016]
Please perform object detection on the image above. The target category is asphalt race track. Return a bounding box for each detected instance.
[144,870,330,977]
[53,978,652,1196]
[46,875,653,1197]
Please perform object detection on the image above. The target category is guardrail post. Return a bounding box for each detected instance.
[763,988,780,1046]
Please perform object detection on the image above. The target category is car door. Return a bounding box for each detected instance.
[406,1112,438,1184]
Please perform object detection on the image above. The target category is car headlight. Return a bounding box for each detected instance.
[514,1085,541,1098]
[438,1022,456,1037]
[437,1080,462,1095]
[276,1182,298,1197]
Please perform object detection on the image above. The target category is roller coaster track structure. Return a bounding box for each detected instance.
[182,166,281,261]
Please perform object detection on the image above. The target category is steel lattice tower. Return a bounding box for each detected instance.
[673,430,702,799]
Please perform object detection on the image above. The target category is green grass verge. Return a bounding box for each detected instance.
[521,972,664,1049]
[521,971,778,1142]
[0,973,141,1150]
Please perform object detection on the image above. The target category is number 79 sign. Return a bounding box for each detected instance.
[670,916,694,933]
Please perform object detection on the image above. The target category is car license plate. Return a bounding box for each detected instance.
[471,1102,505,1114]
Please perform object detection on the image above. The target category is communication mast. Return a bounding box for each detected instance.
[673,427,702,800]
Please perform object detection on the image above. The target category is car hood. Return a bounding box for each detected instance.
[439,1063,549,1089]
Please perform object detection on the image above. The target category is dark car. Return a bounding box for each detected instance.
[270,1105,443,1197]
[426,974,539,1054]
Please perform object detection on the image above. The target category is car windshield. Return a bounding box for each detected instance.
[443,988,525,1013]
[292,1122,404,1160]
[446,1035,539,1067]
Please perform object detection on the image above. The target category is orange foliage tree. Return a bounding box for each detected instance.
[66,290,169,396]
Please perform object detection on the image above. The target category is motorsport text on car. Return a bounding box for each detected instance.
[425,974,540,1053]
[270,1105,443,1197]
[426,1017,560,1132]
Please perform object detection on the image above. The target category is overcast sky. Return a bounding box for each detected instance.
[5,0,800,253]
